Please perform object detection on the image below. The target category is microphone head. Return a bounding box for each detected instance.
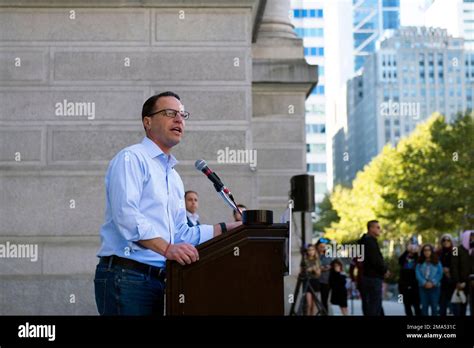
[195,159,207,171]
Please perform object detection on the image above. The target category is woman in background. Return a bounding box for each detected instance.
[416,244,443,316]
[302,244,321,316]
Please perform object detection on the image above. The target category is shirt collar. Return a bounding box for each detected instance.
[141,136,179,168]
[186,211,200,224]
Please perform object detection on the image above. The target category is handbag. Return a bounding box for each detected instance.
[450,289,467,304]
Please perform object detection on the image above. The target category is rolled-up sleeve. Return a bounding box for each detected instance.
[107,150,165,242]
[174,206,214,245]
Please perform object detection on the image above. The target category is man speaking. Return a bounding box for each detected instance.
[94,91,241,316]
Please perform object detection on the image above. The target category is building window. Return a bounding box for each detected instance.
[311,85,325,95]
[315,183,327,194]
[306,103,325,115]
[307,163,326,173]
[304,47,325,56]
[295,28,324,37]
[293,9,323,18]
[307,143,326,153]
[306,124,326,134]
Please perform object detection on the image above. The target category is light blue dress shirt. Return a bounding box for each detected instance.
[97,137,214,268]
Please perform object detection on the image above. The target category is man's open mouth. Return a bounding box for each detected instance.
[171,127,182,135]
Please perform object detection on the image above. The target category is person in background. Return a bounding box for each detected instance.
[185,190,200,227]
[302,244,321,316]
[436,233,455,316]
[329,259,348,315]
[359,220,388,316]
[233,204,247,222]
[451,230,474,316]
[316,238,331,314]
[398,240,421,316]
[416,244,443,316]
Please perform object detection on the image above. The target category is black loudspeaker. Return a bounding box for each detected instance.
[290,174,315,212]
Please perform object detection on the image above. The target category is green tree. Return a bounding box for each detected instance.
[325,111,473,243]
[313,193,340,233]
[380,112,473,239]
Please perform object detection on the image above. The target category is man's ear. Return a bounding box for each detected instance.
[143,117,150,131]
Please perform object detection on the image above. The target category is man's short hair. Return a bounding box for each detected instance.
[142,91,181,119]
[367,220,379,231]
[185,190,198,199]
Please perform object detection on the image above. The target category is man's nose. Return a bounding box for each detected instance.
[174,112,186,122]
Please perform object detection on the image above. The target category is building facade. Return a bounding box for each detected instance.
[290,0,400,197]
[334,26,474,185]
[290,0,327,208]
[353,0,400,71]
[424,0,474,50]
[0,0,316,314]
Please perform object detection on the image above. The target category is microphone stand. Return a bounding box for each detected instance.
[214,183,242,216]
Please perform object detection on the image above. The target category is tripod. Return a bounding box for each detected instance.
[288,211,327,316]
[289,268,327,316]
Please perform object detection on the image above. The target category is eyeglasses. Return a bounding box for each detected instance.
[146,109,190,120]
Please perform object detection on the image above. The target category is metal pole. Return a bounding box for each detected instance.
[301,212,306,248]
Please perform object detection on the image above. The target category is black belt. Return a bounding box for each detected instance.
[100,255,165,279]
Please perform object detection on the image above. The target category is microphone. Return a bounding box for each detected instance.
[194,159,241,214]
[195,159,224,192]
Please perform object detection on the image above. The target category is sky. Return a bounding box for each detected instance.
[400,0,428,27]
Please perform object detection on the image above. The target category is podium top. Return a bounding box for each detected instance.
[242,209,273,225]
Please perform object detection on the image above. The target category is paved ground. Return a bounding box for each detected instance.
[330,299,406,316]
[330,299,471,316]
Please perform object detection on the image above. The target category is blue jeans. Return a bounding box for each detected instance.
[94,260,165,316]
[419,286,440,316]
[360,276,383,316]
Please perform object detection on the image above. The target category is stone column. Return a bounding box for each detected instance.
[257,0,297,39]
[251,0,318,314]
[253,0,303,59]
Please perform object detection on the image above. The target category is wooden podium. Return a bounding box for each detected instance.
[166,220,289,315]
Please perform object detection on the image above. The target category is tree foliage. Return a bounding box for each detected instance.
[323,112,473,243]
